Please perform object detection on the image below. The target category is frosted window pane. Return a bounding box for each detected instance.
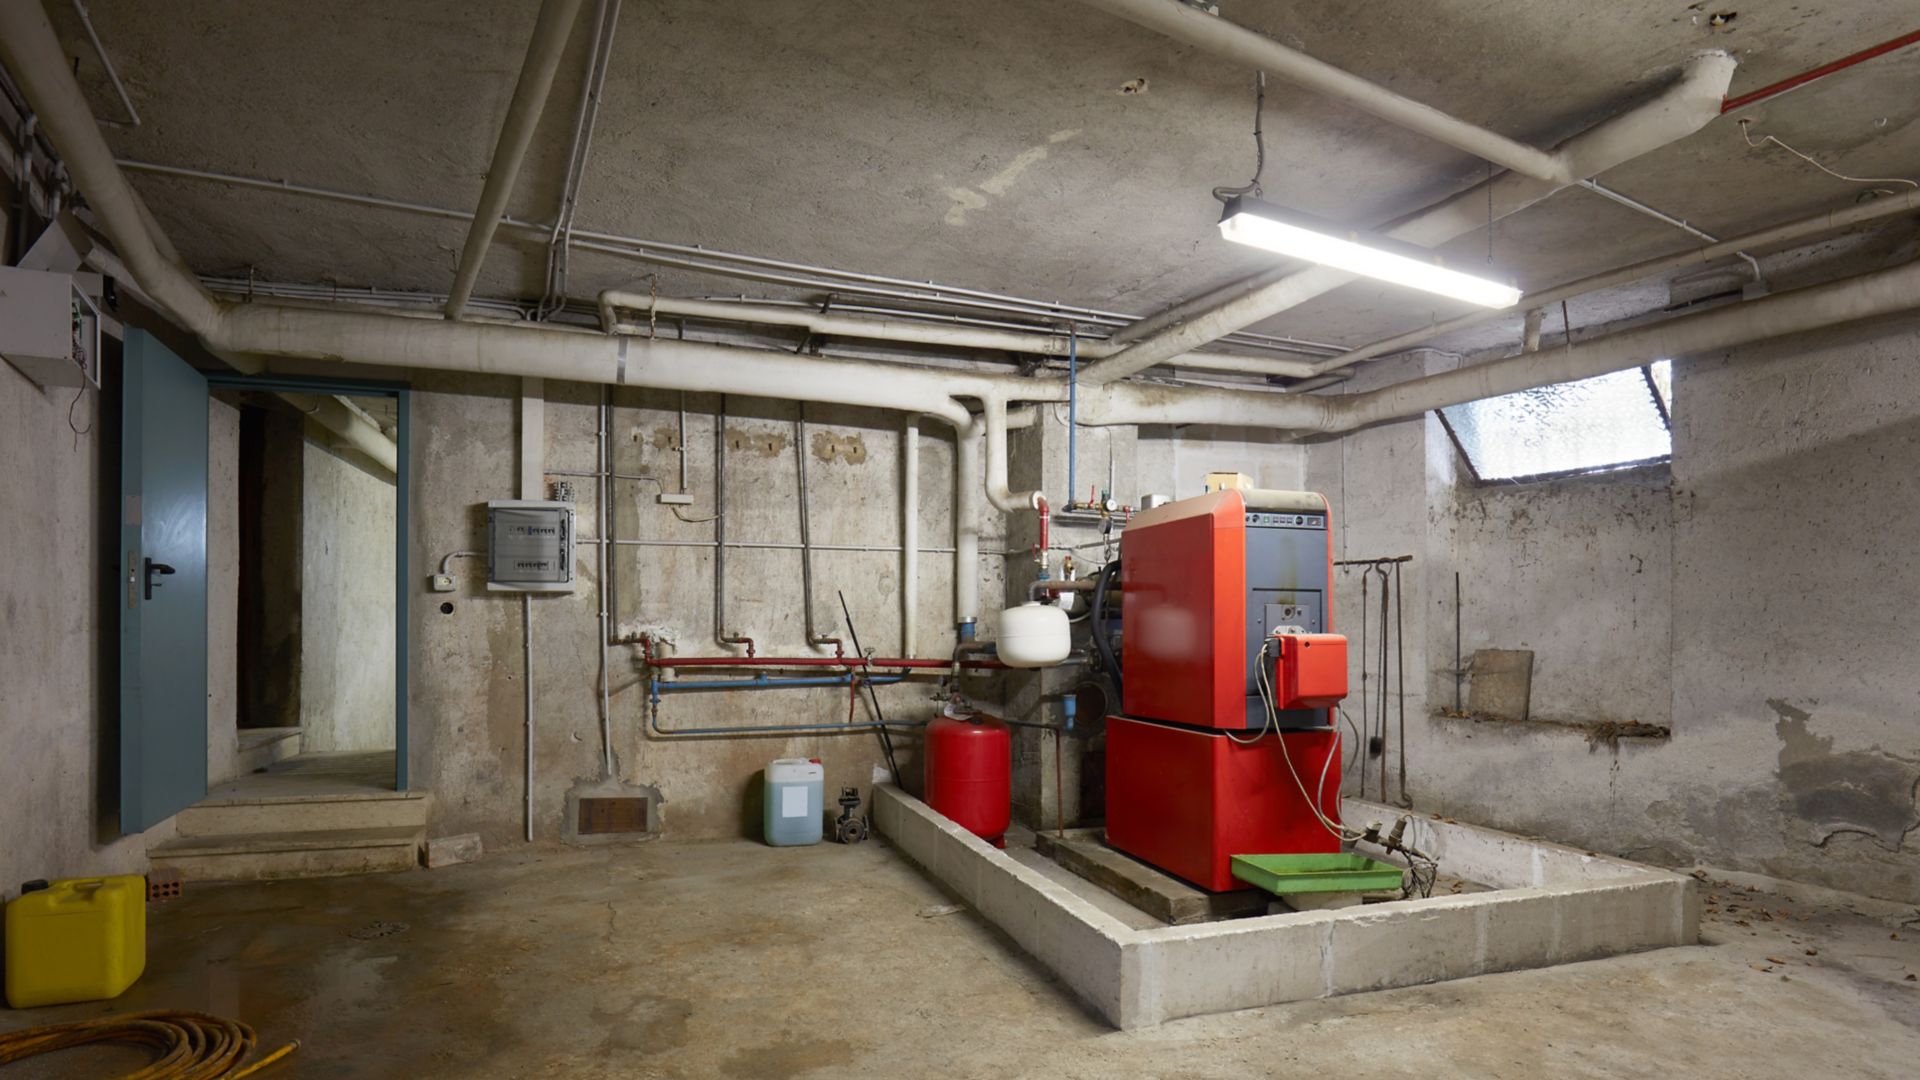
[1442,363,1671,481]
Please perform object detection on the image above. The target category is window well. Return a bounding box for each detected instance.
[1439,360,1672,482]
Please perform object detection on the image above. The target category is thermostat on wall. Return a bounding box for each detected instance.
[486,500,575,593]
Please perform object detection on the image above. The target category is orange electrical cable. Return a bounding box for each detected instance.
[0,1009,296,1078]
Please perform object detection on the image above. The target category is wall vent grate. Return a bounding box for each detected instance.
[578,796,650,834]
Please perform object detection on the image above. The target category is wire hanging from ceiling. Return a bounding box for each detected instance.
[1737,118,1918,193]
[1211,71,1267,204]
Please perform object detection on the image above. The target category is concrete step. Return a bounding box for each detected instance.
[148,826,423,882]
[176,791,432,837]
[231,727,302,776]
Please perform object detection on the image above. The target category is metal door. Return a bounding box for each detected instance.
[119,330,209,832]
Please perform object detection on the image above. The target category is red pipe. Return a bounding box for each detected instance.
[646,655,1007,670]
[1722,28,1920,113]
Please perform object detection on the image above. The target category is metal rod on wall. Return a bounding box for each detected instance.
[523,592,534,842]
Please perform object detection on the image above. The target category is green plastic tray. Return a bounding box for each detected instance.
[1229,853,1404,896]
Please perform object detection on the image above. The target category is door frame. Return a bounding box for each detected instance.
[207,374,412,791]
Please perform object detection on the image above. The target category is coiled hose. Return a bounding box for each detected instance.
[0,1009,296,1078]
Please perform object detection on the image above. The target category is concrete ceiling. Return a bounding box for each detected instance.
[46,0,1920,360]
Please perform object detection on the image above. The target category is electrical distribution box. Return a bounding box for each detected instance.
[486,500,575,593]
[0,267,101,389]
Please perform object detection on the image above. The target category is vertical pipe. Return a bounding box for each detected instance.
[523,593,534,842]
[1067,326,1078,508]
[597,388,613,779]
[794,404,831,650]
[714,395,730,647]
[445,0,585,319]
[1394,561,1406,807]
[955,417,982,638]
[902,414,920,656]
[676,389,689,492]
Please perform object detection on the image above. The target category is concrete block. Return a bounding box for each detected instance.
[1474,889,1561,974]
[1552,877,1688,963]
[1326,897,1479,995]
[425,833,483,868]
[1128,914,1333,1026]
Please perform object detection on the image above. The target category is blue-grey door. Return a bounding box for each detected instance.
[120,329,209,833]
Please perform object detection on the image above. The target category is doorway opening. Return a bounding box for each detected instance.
[207,383,408,797]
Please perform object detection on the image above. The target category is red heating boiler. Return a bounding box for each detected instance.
[1107,716,1343,891]
[924,713,1011,847]
[1105,488,1350,891]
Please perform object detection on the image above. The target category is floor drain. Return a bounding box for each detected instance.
[348,920,409,940]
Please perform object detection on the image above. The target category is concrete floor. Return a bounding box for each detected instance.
[4,840,1917,1079]
[204,750,397,799]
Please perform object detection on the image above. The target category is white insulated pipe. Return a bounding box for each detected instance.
[1335,258,1920,431]
[901,414,920,656]
[445,0,585,320]
[981,397,1045,512]
[1313,188,1920,372]
[1076,0,1570,183]
[0,4,221,340]
[596,291,1318,377]
[955,416,982,633]
[1077,50,1737,386]
[1079,256,1920,432]
[278,392,399,475]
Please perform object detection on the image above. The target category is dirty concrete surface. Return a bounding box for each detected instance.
[4,841,1917,1079]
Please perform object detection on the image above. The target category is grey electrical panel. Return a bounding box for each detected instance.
[486,500,575,593]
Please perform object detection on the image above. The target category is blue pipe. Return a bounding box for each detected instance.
[1063,693,1077,733]
[646,673,921,737]
[652,673,904,694]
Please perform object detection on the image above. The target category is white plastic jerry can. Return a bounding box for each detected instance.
[764,758,825,846]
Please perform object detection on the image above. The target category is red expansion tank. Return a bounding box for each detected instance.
[924,714,1011,848]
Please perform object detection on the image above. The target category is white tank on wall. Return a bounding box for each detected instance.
[997,602,1071,668]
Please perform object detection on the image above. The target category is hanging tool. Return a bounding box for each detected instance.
[837,590,901,783]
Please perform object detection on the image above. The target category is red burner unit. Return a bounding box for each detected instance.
[1105,488,1350,891]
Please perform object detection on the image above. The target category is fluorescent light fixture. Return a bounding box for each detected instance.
[1218,197,1523,309]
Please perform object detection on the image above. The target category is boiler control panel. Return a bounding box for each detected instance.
[1244,511,1326,530]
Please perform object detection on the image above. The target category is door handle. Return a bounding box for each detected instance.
[143,558,176,601]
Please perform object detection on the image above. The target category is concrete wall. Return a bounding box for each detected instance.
[0,351,172,898]
[407,375,1011,846]
[1307,320,1920,905]
[207,397,242,784]
[299,434,397,752]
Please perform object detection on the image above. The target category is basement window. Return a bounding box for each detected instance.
[1439,360,1672,483]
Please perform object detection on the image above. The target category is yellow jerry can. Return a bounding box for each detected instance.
[4,875,147,1008]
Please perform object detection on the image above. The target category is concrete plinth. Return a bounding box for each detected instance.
[875,785,1698,1028]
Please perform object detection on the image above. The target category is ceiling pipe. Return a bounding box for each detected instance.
[1076,0,1570,183]
[1078,256,1920,432]
[1309,188,1920,373]
[278,392,399,476]
[443,0,585,320]
[1076,49,1738,386]
[114,159,1344,358]
[596,290,1320,377]
[0,3,222,342]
